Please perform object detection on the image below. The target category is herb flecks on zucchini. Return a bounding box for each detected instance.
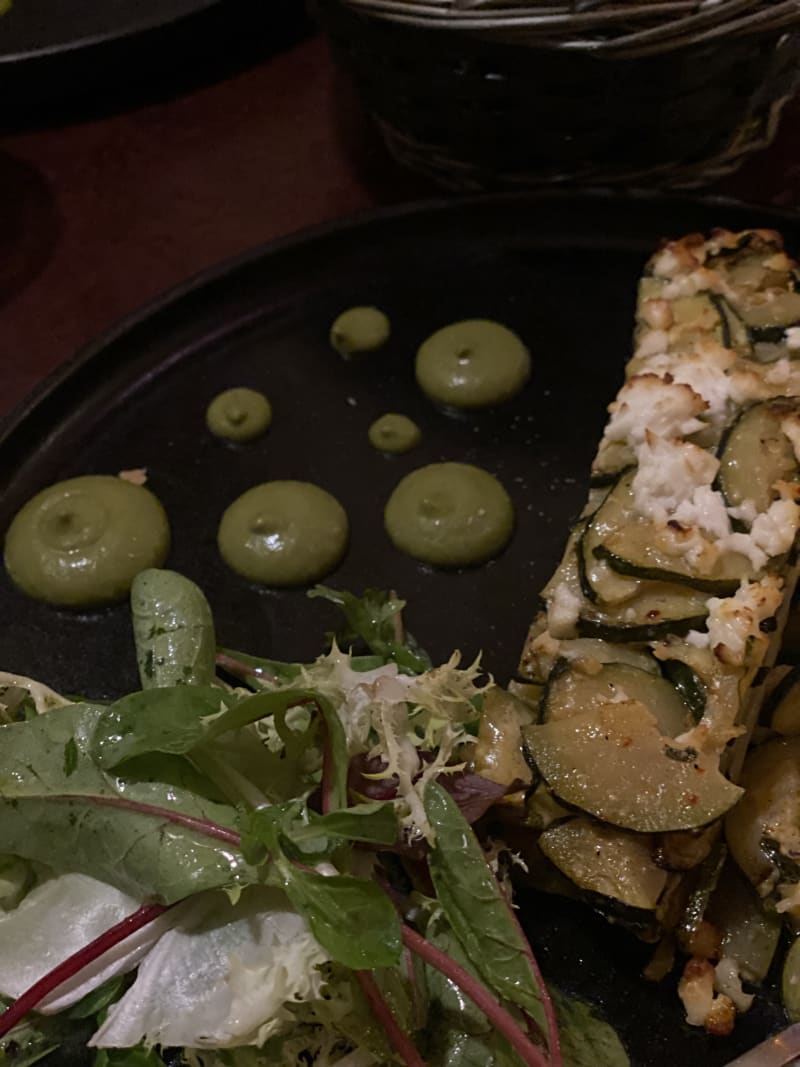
[523,702,742,833]
[514,226,800,1033]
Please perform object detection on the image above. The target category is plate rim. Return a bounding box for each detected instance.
[0,0,222,65]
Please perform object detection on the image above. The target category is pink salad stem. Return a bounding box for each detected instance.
[215,653,259,678]
[354,970,428,1067]
[57,794,243,845]
[0,901,170,1039]
[401,925,551,1067]
[505,898,562,1066]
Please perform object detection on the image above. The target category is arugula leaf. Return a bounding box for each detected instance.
[424,781,546,1028]
[92,686,231,769]
[308,586,432,674]
[552,990,630,1067]
[0,704,255,902]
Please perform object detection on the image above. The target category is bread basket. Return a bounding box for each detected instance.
[314,0,800,189]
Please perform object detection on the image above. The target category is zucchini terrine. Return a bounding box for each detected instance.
[517,228,800,1035]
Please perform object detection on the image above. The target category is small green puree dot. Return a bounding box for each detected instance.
[330,307,390,357]
[368,414,421,455]
[384,462,514,567]
[217,481,348,586]
[416,319,530,409]
[4,475,170,607]
[206,388,272,442]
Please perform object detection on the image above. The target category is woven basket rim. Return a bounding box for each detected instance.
[334,0,800,55]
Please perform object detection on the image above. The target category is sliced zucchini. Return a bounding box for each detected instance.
[542,660,693,739]
[706,230,783,270]
[740,290,800,330]
[473,687,535,794]
[767,665,800,736]
[507,680,544,712]
[783,938,800,1022]
[541,523,584,602]
[577,582,708,643]
[538,817,668,911]
[676,843,727,954]
[660,659,707,723]
[656,824,718,872]
[523,701,743,833]
[579,475,641,604]
[593,471,752,596]
[725,737,800,892]
[717,398,800,513]
[524,781,572,831]
[540,524,585,638]
[710,294,752,356]
[709,860,781,985]
[554,639,660,675]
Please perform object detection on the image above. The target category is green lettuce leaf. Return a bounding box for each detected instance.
[92,686,231,768]
[240,810,401,970]
[424,781,546,1028]
[240,800,398,863]
[0,705,255,902]
[94,683,350,814]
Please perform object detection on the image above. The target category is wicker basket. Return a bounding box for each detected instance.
[314,0,800,189]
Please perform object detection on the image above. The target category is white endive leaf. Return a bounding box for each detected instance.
[0,873,175,1013]
[91,887,328,1049]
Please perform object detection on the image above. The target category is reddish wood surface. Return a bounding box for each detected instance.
[2,31,800,418]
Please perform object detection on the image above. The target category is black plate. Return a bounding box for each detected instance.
[0,0,308,130]
[1,190,796,1066]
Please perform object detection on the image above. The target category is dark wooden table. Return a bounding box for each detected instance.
[3,30,800,419]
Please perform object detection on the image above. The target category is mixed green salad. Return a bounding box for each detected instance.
[0,569,628,1067]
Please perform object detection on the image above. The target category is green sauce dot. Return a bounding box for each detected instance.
[4,475,170,607]
[206,388,272,442]
[416,319,530,410]
[368,413,421,455]
[330,307,390,357]
[218,481,348,587]
[384,462,514,567]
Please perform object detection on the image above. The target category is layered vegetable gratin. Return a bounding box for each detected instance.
[516,228,800,1034]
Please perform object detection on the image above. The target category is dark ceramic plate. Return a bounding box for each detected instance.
[1,191,797,1067]
[0,0,308,129]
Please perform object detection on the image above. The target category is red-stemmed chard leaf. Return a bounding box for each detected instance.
[0,902,171,1040]
[423,780,560,1062]
[354,971,428,1067]
[401,925,550,1067]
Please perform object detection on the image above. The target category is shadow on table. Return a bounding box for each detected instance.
[0,0,312,134]
[0,152,60,308]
